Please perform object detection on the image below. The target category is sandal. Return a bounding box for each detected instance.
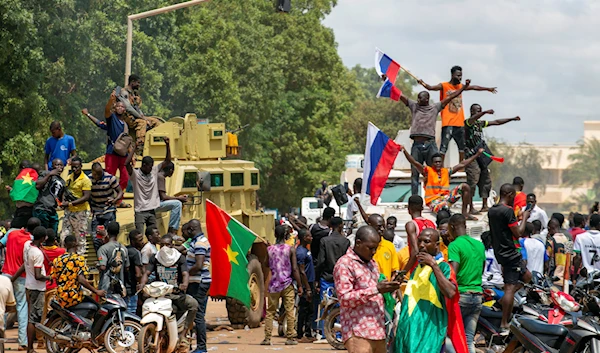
[117,202,132,208]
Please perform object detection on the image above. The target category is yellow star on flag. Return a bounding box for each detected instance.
[21,172,33,185]
[403,263,443,316]
[224,245,239,265]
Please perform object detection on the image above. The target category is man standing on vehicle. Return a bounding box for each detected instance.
[32,159,65,233]
[97,222,129,295]
[89,162,123,234]
[44,121,77,171]
[61,156,92,255]
[488,183,532,334]
[82,102,131,202]
[399,79,472,196]
[185,219,212,353]
[139,234,198,350]
[448,214,486,353]
[126,137,171,234]
[334,226,399,353]
[574,214,600,275]
[156,162,187,235]
[417,66,497,163]
[401,146,484,220]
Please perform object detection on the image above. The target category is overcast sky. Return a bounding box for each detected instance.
[324,0,599,145]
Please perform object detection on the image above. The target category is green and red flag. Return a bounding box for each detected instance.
[205,200,257,307]
[10,168,39,204]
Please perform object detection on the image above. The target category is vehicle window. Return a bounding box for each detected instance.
[231,172,244,187]
[183,172,196,188]
[211,173,224,187]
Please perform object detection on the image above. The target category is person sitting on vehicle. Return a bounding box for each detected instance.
[51,235,106,309]
[139,234,198,349]
[401,146,484,221]
[156,161,187,235]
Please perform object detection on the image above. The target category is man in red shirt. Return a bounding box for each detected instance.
[4,217,40,349]
[570,213,586,243]
[404,195,437,274]
[512,177,527,216]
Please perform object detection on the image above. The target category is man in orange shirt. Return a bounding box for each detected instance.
[402,147,484,221]
[418,66,497,162]
[513,177,527,217]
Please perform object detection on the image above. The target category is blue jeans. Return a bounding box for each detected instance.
[459,293,483,353]
[3,275,27,346]
[126,295,138,315]
[188,282,210,352]
[316,279,335,335]
[156,200,182,230]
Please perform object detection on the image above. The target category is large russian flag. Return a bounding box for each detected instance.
[376,79,402,101]
[361,123,402,205]
[375,48,401,84]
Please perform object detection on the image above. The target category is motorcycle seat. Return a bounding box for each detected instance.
[480,306,503,319]
[518,317,568,337]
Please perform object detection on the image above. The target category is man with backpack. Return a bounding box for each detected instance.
[82,102,132,206]
[97,222,129,295]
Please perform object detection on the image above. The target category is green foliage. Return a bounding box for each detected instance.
[487,139,549,194]
[561,138,600,211]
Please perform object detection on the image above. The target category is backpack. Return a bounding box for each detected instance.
[111,126,133,157]
[109,244,124,274]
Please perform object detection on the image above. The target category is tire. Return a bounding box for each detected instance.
[138,323,160,353]
[44,317,79,353]
[324,307,345,350]
[104,319,142,353]
[226,256,265,328]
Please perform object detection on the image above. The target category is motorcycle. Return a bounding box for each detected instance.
[138,282,191,353]
[36,293,141,353]
[506,314,600,353]
[316,287,344,350]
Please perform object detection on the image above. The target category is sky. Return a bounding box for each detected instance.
[323,0,599,144]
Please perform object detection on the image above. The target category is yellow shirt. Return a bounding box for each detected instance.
[374,239,400,280]
[66,172,92,212]
[439,241,449,261]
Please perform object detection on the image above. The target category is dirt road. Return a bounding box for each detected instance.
[3,300,341,353]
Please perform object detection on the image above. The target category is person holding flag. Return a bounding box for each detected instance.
[394,228,467,353]
[399,79,472,196]
[6,160,39,229]
[464,104,521,214]
[417,66,497,163]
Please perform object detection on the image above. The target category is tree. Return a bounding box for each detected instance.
[487,139,549,194]
[563,138,600,199]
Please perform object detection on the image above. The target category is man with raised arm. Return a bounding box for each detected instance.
[417,66,497,162]
[399,79,472,196]
[464,104,521,214]
[401,146,484,220]
[126,137,171,234]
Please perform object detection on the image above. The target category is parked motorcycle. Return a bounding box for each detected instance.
[138,282,191,353]
[36,293,141,353]
[316,287,344,350]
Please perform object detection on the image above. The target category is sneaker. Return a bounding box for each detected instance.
[285,339,298,346]
[498,327,510,336]
[260,339,271,346]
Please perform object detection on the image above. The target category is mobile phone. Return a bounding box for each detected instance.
[525,202,533,211]
[394,270,408,282]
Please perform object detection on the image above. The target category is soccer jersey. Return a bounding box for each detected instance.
[574,230,600,273]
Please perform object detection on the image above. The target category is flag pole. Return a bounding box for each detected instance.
[400,67,421,82]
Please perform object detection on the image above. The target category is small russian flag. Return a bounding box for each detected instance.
[361,122,402,205]
[377,79,402,101]
[375,48,401,84]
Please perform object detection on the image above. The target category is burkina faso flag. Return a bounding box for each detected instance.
[205,200,257,307]
[10,168,39,204]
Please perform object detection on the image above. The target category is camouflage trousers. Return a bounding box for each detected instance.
[61,209,90,256]
[124,115,161,153]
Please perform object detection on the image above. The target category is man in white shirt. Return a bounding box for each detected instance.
[345,178,362,222]
[0,274,16,353]
[481,231,504,287]
[525,194,548,230]
[574,214,600,275]
[141,227,160,265]
[520,223,548,275]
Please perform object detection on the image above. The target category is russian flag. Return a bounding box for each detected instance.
[376,79,402,101]
[361,123,402,205]
[375,48,401,84]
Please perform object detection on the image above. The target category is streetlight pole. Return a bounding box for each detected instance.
[124,0,210,86]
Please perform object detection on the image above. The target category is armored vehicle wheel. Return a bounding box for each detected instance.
[226,256,265,328]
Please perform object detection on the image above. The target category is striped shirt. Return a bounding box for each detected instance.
[187,232,211,283]
[89,172,119,215]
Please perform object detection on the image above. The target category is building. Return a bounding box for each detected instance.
[519,121,600,213]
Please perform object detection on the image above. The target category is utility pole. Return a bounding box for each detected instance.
[124,0,210,86]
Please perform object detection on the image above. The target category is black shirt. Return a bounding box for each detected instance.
[147,254,188,286]
[316,231,350,282]
[310,223,331,264]
[125,246,142,296]
[488,204,521,266]
[34,172,65,213]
